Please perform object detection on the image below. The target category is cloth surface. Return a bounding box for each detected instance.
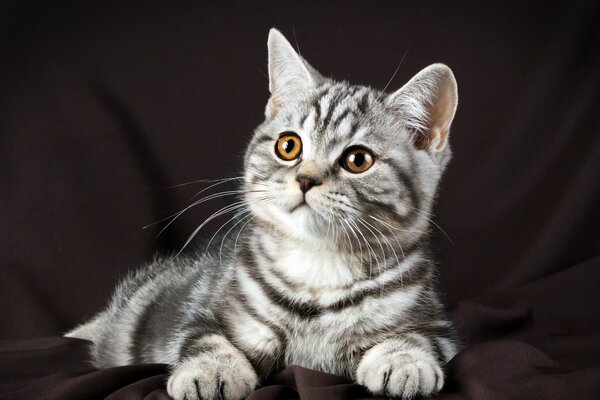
[1,1,599,399]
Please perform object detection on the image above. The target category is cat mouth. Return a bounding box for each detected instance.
[289,200,310,213]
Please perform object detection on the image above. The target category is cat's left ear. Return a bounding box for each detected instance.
[266,28,316,118]
[387,64,458,152]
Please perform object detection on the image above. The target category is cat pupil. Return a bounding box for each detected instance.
[284,140,294,153]
[352,153,365,166]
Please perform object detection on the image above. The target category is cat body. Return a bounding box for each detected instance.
[67,29,459,400]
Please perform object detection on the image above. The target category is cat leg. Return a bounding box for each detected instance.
[356,330,456,399]
[167,333,258,400]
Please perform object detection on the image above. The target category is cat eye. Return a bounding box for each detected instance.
[341,146,374,173]
[275,132,302,161]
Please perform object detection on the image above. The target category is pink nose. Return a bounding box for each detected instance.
[296,175,322,193]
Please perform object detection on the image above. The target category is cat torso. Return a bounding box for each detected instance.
[83,224,455,381]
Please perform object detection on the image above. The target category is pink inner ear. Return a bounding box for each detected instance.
[413,130,433,151]
[413,126,450,152]
[416,80,456,152]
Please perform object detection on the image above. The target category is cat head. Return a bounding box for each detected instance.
[244,29,457,251]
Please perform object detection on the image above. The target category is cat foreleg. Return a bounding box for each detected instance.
[167,333,258,400]
[356,332,451,399]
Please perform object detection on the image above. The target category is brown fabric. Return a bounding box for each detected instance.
[1,1,599,399]
[1,335,599,400]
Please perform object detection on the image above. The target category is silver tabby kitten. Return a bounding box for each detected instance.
[66,29,459,400]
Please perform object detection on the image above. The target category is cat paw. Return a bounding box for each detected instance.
[167,352,258,400]
[356,347,444,399]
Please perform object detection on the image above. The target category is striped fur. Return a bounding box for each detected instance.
[66,29,459,400]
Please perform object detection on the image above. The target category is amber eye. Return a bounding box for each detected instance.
[341,146,374,173]
[275,132,302,161]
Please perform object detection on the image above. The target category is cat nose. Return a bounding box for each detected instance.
[296,175,322,193]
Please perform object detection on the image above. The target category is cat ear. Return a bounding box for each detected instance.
[266,28,315,117]
[387,64,458,152]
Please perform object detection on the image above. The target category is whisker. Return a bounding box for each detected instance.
[143,189,244,230]
[344,219,363,265]
[348,219,377,278]
[377,47,410,99]
[147,176,243,190]
[172,200,249,258]
[233,215,255,254]
[369,215,407,263]
[148,190,245,238]
[357,218,386,293]
[189,178,244,201]
[407,205,454,245]
[205,208,251,251]
[219,211,254,269]
[361,217,404,293]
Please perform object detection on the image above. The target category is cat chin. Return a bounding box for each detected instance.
[284,212,343,248]
[255,204,338,248]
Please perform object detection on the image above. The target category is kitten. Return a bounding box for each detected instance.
[66,28,459,400]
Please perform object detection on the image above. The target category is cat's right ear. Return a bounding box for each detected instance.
[266,28,315,118]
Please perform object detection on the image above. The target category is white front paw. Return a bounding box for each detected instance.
[356,347,444,399]
[167,353,258,400]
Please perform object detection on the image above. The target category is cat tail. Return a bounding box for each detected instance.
[64,313,105,343]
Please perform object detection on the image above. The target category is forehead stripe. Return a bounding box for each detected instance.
[330,108,353,130]
[356,91,370,114]
[321,89,348,130]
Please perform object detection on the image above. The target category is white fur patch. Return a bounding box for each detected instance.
[273,244,360,288]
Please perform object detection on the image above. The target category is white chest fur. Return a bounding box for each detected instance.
[278,248,358,286]
[261,235,365,289]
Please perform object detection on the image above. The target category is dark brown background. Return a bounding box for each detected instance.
[1,1,599,399]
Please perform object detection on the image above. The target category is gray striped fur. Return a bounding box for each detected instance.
[66,29,459,400]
